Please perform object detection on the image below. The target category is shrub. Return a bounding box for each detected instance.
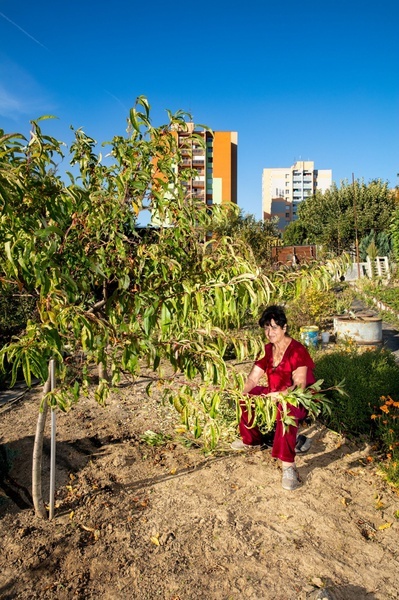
[372,396,399,487]
[286,283,355,335]
[314,347,399,435]
[0,287,36,339]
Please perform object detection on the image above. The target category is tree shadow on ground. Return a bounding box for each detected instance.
[0,429,231,519]
[0,431,142,517]
[306,582,378,599]
[294,422,370,479]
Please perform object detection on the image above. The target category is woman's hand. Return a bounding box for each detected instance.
[266,391,284,403]
[242,364,266,395]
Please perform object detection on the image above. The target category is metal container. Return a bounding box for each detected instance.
[334,315,382,345]
[300,326,319,348]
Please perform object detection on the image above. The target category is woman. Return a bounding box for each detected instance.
[231,305,316,491]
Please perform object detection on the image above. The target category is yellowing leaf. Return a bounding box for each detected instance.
[69,511,75,519]
[170,467,177,475]
[378,522,392,531]
[150,536,160,546]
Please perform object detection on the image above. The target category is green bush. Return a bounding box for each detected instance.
[0,289,37,388]
[0,288,36,339]
[314,347,399,435]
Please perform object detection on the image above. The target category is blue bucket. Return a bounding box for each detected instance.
[300,326,319,348]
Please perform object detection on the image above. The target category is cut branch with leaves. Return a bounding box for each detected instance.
[240,379,347,435]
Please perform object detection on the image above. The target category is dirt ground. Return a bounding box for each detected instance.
[1,368,399,600]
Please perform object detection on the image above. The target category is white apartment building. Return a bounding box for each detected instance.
[262,160,332,230]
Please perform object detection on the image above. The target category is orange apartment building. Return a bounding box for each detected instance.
[175,124,238,209]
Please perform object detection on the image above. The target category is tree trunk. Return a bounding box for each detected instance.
[32,373,51,518]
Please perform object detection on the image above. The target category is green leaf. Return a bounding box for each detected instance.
[22,353,32,387]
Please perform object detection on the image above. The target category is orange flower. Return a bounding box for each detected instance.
[371,414,378,420]
[380,405,389,413]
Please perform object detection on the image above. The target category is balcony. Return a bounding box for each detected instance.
[193,178,205,187]
[180,146,192,156]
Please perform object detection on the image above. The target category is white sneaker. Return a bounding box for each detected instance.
[230,439,260,450]
[282,466,301,491]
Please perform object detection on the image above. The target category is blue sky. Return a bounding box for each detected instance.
[1,0,398,221]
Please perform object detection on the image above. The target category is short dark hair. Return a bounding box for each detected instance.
[259,305,288,329]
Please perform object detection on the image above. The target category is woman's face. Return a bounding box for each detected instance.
[264,318,286,343]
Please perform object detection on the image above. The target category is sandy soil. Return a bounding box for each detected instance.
[1,369,399,600]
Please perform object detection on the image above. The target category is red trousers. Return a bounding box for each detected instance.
[239,386,307,463]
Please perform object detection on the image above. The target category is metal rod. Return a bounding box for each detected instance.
[49,359,56,520]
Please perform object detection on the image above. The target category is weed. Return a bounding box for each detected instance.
[140,430,172,446]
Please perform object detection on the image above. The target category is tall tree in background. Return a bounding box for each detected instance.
[283,179,395,255]
[390,208,399,262]
[212,206,281,267]
[281,220,309,246]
